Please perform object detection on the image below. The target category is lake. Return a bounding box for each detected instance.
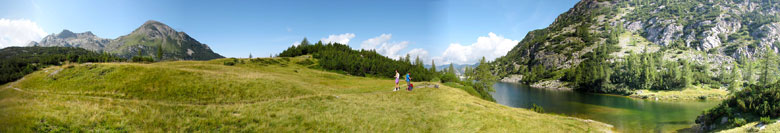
[491,82,721,132]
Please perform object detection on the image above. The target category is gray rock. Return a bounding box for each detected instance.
[29,29,110,52]
[644,18,682,46]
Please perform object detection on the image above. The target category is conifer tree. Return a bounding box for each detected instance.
[157,43,163,61]
[431,60,437,72]
[729,63,742,91]
[448,63,456,75]
[759,47,778,86]
[300,38,310,46]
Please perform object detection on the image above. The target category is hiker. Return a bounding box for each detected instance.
[405,73,412,91]
[394,70,400,91]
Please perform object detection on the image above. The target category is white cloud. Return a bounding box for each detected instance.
[407,48,429,62]
[360,34,410,59]
[436,32,519,64]
[320,33,355,44]
[291,41,300,46]
[0,18,47,48]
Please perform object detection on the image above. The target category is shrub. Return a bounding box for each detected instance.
[430,77,441,83]
[761,116,773,124]
[131,56,155,63]
[223,61,235,66]
[531,104,545,113]
[295,59,315,66]
[733,118,747,126]
[440,73,459,83]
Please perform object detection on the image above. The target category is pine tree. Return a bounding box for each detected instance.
[729,63,742,91]
[430,60,437,72]
[474,56,498,101]
[405,54,411,64]
[464,66,473,81]
[156,43,163,61]
[300,38,310,46]
[759,47,778,86]
[249,53,252,59]
[681,59,693,87]
[719,65,729,83]
[448,63,455,75]
[414,56,423,67]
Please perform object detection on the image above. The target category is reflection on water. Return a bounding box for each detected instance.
[491,82,720,132]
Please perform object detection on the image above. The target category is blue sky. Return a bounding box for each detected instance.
[0,0,578,65]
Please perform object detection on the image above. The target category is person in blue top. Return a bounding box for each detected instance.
[405,73,412,91]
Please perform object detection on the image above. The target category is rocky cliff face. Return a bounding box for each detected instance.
[28,20,224,60]
[494,0,780,77]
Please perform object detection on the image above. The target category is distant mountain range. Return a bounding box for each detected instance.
[28,20,223,60]
[425,63,478,75]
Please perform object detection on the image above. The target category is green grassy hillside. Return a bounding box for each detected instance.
[0,56,612,132]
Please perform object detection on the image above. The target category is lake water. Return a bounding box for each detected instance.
[491,82,721,132]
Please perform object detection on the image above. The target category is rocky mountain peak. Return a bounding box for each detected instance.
[132,20,178,38]
[56,29,77,38]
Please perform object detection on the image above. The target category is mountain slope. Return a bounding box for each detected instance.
[28,20,223,60]
[105,20,223,60]
[494,0,779,76]
[0,57,613,132]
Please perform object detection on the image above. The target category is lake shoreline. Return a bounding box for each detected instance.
[628,86,730,101]
[501,81,729,101]
[492,82,722,132]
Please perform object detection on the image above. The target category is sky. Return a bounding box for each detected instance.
[0,0,579,65]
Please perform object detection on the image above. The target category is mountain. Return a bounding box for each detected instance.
[28,30,110,52]
[490,0,780,131]
[425,63,478,76]
[493,0,779,78]
[28,20,224,60]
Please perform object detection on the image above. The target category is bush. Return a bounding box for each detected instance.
[131,56,155,63]
[440,73,459,83]
[295,59,315,66]
[733,118,747,126]
[223,58,238,66]
[761,116,773,124]
[223,61,235,66]
[531,104,545,113]
[430,77,441,83]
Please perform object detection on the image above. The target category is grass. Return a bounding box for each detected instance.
[720,120,780,133]
[629,85,729,101]
[0,56,613,132]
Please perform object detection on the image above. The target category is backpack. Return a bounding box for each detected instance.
[408,83,414,91]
